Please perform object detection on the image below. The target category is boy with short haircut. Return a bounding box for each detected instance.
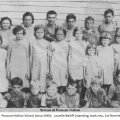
[24,80,42,108]
[82,16,99,45]
[22,12,35,42]
[84,76,108,108]
[41,81,61,108]
[4,77,26,108]
[44,10,58,42]
[60,81,80,108]
[64,14,77,42]
[98,9,116,44]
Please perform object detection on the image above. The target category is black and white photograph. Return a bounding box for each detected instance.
[0,0,120,114]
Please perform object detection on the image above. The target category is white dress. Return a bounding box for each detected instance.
[31,38,49,92]
[0,48,8,92]
[7,38,30,88]
[51,40,68,86]
[97,45,114,84]
[69,39,88,80]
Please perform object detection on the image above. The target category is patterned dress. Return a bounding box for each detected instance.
[83,56,103,88]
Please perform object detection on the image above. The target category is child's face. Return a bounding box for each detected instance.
[86,20,94,29]
[105,13,113,23]
[47,14,56,25]
[75,30,82,40]
[67,18,76,29]
[13,85,22,93]
[35,28,44,39]
[91,83,100,93]
[102,38,110,47]
[1,20,11,30]
[87,48,95,56]
[31,86,40,95]
[56,30,65,41]
[47,86,57,97]
[16,30,24,40]
[116,37,120,44]
[23,16,33,27]
[67,85,77,96]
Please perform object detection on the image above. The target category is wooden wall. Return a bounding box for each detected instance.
[0,0,120,27]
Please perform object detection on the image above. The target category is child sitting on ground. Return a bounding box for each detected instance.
[24,80,42,108]
[84,76,108,108]
[4,77,26,108]
[60,81,80,108]
[41,81,61,108]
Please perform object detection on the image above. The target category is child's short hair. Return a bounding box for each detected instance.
[55,27,66,37]
[73,27,82,36]
[85,16,94,29]
[99,32,111,44]
[91,76,102,85]
[46,81,58,89]
[30,80,41,89]
[22,12,34,24]
[104,9,114,17]
[13,25,26,35]
[66,14,76,22]
[46,10,57,18]
[67,81,77,89]
[11,77,23,86]
[34,24,45,36]
[85,43,97,55]
[0,17,12,28]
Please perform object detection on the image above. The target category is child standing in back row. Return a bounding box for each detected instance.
[98,9,116,44]
[82,16,99,45]
[0,17,14,50]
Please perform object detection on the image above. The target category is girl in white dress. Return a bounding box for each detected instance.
[83,44,103,88]
[97,32,114,85]
[0,17,14,50]
[0,39,9,93]
[7,25,30,88]
[50,27,68,88]
[69,27,88,82]
[31,25,50,92]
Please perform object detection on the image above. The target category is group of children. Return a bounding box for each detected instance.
[0,8,120,108]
